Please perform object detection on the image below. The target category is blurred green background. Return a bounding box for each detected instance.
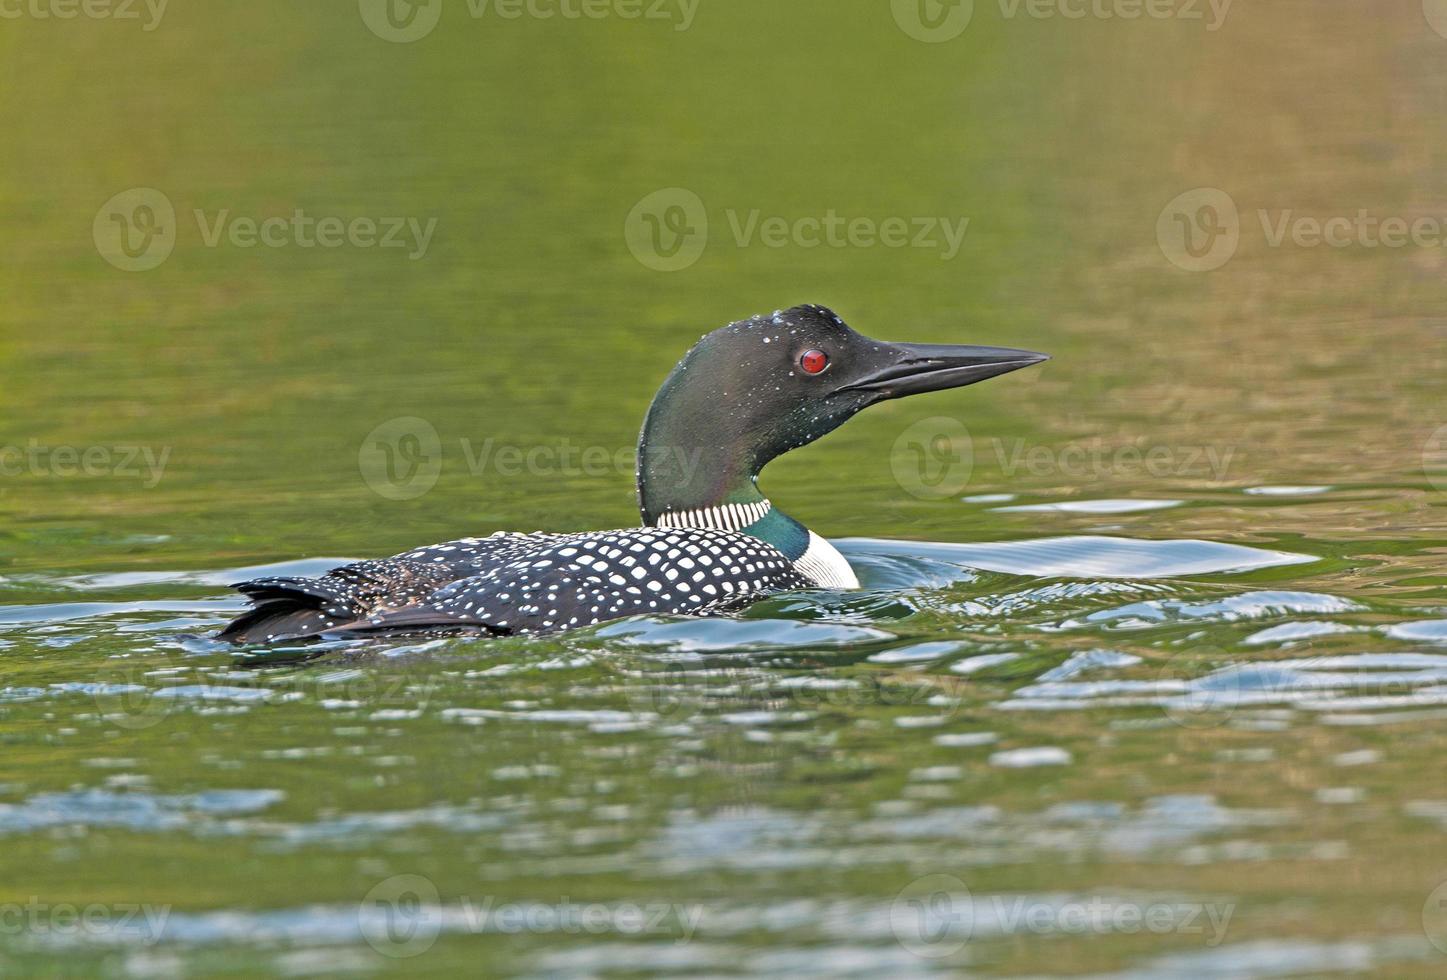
[3,1,1447,976]
[3,0,1437,569]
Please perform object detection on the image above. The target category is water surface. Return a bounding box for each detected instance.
[2,2,1447,976]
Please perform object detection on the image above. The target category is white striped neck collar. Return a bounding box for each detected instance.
[653,499,773,533]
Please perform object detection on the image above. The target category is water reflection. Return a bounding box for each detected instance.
[3,1,1447,975]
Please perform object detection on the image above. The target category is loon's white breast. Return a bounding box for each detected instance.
[794,531,859,589]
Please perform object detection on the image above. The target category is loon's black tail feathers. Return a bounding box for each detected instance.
[215,601,339,644]
[215,576,354,643]
[217,560,467,643]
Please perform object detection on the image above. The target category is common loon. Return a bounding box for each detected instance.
[218,305,1046,643]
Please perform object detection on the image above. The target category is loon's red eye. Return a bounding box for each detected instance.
[799,349,829,374]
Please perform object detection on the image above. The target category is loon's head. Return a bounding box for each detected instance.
[638,304,1047,527]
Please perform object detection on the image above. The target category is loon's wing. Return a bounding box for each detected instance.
[218,528,809,642]
[216,532,557,643]
[358,527,811,635]
[394,531,562,567]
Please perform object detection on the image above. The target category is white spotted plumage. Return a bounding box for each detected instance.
[223,525,834,641]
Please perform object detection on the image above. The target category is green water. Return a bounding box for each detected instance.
[3,1,1447,976]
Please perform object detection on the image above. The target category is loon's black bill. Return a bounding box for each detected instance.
[845,342,1049,400]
